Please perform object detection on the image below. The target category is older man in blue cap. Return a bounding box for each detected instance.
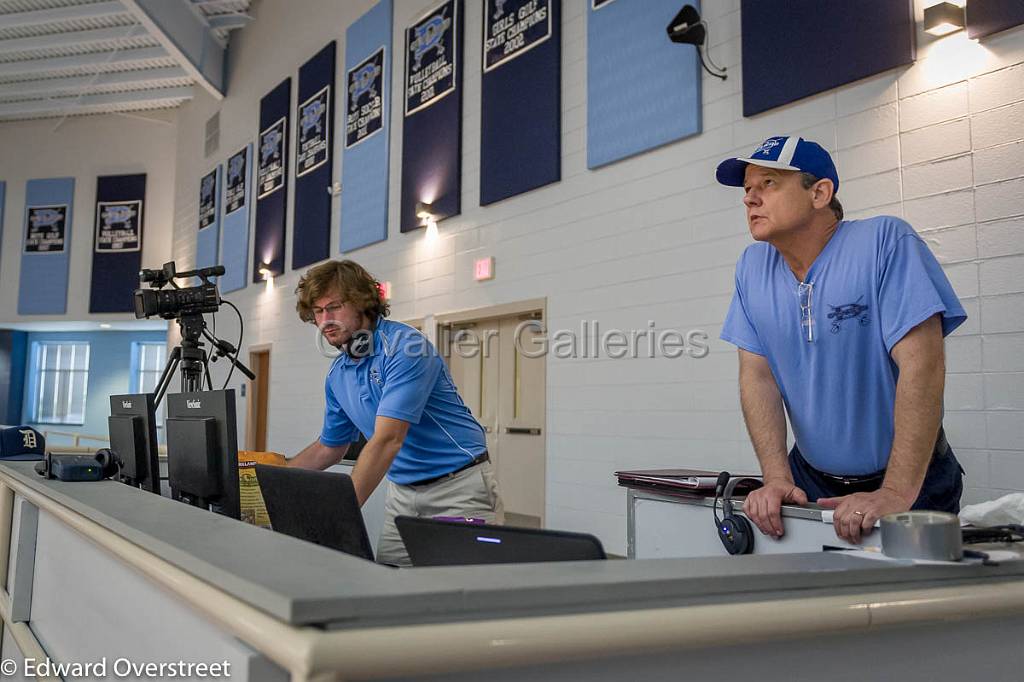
[717,136,966,544]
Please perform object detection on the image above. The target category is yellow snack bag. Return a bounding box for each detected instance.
[238,450,287,527]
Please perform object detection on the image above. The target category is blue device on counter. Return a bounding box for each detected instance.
[33,450,121,482]
[48,455,105,481]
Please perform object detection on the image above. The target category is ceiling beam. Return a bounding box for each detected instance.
[0,66,188,99]
[0,1,129,30]
[0,46,168,77]
[0,85,194,117]
[120,0,225,99]
[206,14,252,31]
[0,26,150,54]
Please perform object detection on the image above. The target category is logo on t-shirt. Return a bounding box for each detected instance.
[826,297,870,334]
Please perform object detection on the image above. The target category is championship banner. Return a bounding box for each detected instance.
[196,165,222,270]
[741,0,914,116]
[19,178,74,315]
[400,0,463,232]
[587,0,702,168]
[253,78,291,282]
[341,0,393,252]
[480,0,560,205]
[293,42,335,270]
[220,143,252,293]
[90,174,145,313]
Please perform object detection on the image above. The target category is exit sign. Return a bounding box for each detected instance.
[474,257,494,281]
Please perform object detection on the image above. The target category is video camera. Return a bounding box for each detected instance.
[135,261,224,320]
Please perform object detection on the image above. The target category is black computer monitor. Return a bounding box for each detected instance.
[108,393,161,494]
[255,465,375,561]
[395,516,607,566]
[165,389,240,519]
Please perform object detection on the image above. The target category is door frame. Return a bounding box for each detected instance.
[245,343,273,451]
[433,298,546,328]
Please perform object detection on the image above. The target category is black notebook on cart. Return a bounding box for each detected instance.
[255,464,375,562]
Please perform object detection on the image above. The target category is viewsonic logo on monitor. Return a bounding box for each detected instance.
[122,400,133,409]
[186,400,202,409]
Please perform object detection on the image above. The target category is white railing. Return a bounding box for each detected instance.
[40,429,167,455]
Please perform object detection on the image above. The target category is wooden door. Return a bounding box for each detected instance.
[246,350,270,451]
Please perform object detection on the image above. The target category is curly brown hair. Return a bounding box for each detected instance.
[294,259,390,323]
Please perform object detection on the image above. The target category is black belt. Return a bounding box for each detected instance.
[814,427,951,486]
[406,452,489,487]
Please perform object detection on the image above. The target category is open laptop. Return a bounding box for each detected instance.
[396,516,607,566]
[255,464,374,561]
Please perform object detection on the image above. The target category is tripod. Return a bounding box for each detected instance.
[154,312,255,407]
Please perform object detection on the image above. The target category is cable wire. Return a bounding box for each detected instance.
[221,300,245,390]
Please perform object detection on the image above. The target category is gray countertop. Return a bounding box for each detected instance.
[5,461,1023,630]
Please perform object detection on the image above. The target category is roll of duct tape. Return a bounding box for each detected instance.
[881,511,963,561]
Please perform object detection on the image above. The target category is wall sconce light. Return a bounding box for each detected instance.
[258,261,273,280]
[667,4,727,80]
[415,201,436,223]
[924,2,966,36]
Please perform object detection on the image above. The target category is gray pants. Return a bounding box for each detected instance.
[377,460,505,567]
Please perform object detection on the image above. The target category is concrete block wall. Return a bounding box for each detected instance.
[168,0,1024,553]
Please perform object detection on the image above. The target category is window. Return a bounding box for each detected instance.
[133,342,167,395]
[132,342,167,426]
[33,342,90,425]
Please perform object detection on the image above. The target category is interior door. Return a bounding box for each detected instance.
[496,315,545,527]
[442,310,546,527]
[246,350,270,451]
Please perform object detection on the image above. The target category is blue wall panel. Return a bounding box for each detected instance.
[399,0,464,232]
[220,144,253,293]
[253,78,291,282]
[587,0,702,169]
[480,0,561,205]
[741,0,915,117]
[21,331,166,443]
[90,174,146,313]
[19,178,74,315]
[967,0,1024,39]
[293,42,336,269]
[340,0,392,252]
[0,330,27,425]
[196,165,222,270]
[0,181,5,274]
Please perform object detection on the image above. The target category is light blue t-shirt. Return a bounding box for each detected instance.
[319,319,487,485]
[721,216,966,476]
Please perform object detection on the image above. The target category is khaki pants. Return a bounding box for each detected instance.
[376,460,504,567]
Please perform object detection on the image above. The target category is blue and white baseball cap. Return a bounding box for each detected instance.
[0,426,45,461]
[716,136,839,194]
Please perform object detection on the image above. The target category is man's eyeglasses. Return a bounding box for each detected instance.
[311,302,345,318]
[798,282,814,342]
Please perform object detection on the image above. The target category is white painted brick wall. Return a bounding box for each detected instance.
[159,0,1024,552]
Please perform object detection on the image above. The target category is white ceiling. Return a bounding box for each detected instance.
[0,0,252,122]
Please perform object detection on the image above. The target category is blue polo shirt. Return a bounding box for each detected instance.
[319,319,487,485]
[721,216,966,476]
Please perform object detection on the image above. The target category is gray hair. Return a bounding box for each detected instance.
[800,172,843,221]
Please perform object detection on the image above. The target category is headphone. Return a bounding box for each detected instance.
[34,448,122,481]
[713,471,761,555]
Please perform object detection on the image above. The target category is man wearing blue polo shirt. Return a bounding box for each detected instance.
[718,136,966,544]
[289,259,503,565]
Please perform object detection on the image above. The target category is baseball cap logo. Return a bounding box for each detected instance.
[19,429,37,449]
[752,137,783,157]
